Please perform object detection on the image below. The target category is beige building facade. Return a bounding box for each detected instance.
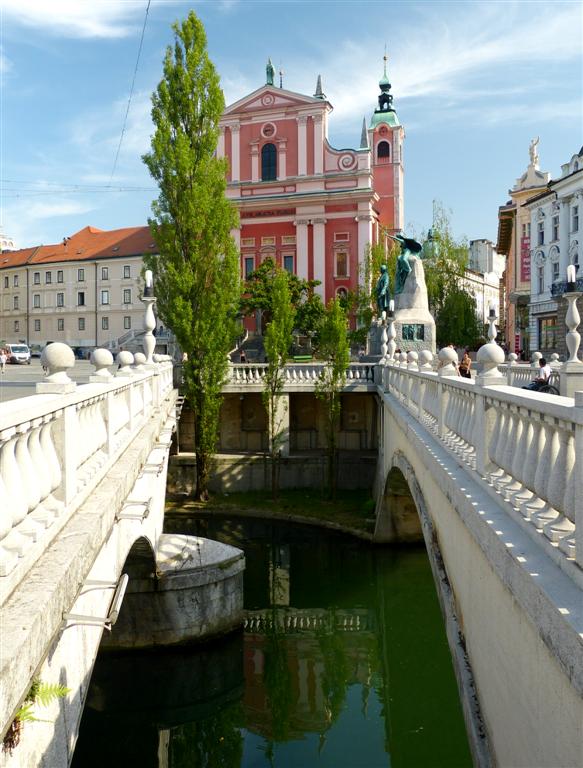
[0,226,160,353]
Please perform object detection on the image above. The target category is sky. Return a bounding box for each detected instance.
[1,0,582,249]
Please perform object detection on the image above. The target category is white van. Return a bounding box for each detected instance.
[6,343,31,364]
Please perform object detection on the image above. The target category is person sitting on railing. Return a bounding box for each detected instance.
[522,357,551,391]
[459,350,472,379]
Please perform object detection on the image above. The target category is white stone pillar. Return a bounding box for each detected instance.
[217,127,225,159]
[559,198,571,274]
[312,218,326,299]
[297,116,307,176]
[313,114,324,175]
[231,125,240,182]
[295,220,309,280]
[250,141,259,183]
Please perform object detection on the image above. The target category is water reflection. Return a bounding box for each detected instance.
[74,517,471,768]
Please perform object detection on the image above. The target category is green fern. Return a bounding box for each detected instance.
[14,704,36,723]
[32,682,69,708]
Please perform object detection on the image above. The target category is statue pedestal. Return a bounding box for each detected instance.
[393,256,436,354]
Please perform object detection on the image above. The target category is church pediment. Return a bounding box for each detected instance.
[223,86,325,117]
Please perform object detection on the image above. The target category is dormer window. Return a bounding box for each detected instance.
[261,143,277,181]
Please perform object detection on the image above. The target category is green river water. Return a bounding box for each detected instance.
[73,516,472,767]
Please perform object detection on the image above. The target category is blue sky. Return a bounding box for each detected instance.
[1,0,581,249]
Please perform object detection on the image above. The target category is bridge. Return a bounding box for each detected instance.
[1,348,582,767]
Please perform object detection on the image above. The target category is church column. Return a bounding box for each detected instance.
[231,124,240,182]
[313,114,324,175]
[297,116,308,176]
[295,219,309,280]
[357,212,373,282]
[217,127,225,158]
[312,218,326,299]
[250,141,260,182]
[277,139,287,180]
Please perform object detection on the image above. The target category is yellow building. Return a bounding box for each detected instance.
[0,225,161,354]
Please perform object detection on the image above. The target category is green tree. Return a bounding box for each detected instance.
[142,11,240,500]
[315,299,350,499]
[435,287,483,349]
[240,257,323,337]
[262,269,295,500]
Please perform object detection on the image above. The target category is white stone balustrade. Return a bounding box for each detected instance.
[381,359,583,574]
[223,362,375,392]
[0,355,174,589]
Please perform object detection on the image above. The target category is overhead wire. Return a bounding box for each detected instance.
[108,0,151,186]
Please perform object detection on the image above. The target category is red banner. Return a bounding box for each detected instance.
[514,334,521,354]
[520,236,531,282]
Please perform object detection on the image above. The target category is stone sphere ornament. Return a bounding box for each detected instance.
[419,350,433,370]
[41,342,75,383]
[133,352,146,370]
[407,350,419,369]
[90,348,114,379]
[117,350,134,374]
[437,346,459,377]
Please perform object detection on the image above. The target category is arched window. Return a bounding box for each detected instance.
[377,141,391,162]
[261,143,277,181]
[336,287,348,302]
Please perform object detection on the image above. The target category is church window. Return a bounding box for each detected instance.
[377,141,390,162]
[552,261,560,282]
[573,206,579,232]
[283,254,294,273]
[261,143,277,181]
[552,216,559,241]
[537,221,544,246]
[244,256,254,278]
[335,250,349,278]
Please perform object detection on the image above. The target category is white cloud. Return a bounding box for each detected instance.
[0,47,12,74]
[276,1,582,131]
[24,199,96,219]
[1,0,144,39]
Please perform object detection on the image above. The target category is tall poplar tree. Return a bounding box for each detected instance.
[315,299,350,499]
[143,12,240,500]
[262,268,295,500]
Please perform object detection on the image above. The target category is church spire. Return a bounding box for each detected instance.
[360,117,369,148]
[314,74,325,99]
[370,50,400,128]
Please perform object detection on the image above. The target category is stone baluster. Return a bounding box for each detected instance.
[543,426,575,543]
[525,420,557,524]
[140,270,157,364]
[487,405,507,485]
[501,410,527,501]
[0,468,18,575]
[380,312,388,362]
[0,430,30,555]
[506,353,518,386]
[494,407,520,492]
[15,424,44,540]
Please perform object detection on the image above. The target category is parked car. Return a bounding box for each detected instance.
[6,343,31,364]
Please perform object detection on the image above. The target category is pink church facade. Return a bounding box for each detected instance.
[219,60,404,307]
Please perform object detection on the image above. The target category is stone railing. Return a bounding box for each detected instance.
[227,362,375,387]
[382,363,582,574]
[244,608,375,634]
[0,347,174,592]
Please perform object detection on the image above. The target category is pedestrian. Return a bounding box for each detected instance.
[0,348,6,373]
[522,357,551,391]
[240,350,247,364]
[459,350,472,379]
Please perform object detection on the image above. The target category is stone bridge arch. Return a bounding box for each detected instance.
[374,451,425,544]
